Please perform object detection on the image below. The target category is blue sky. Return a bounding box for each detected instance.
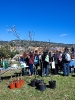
[0,0,75,44]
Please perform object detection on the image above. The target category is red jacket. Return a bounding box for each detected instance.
[29,56,34,64]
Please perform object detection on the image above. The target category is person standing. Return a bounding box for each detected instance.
[53,50,59,75]
[62,46,71,76]
[42,51,50,77]
[29,51,34,77]
[34,50,39,75]
[71,46,74,55]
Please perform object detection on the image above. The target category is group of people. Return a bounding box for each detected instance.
[20,50,39,77]
[19,46,75,77]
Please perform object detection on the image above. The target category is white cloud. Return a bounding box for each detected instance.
[60,34,68,37]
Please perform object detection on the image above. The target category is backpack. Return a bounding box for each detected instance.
[64,53,71,61]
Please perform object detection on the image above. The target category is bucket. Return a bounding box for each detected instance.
[31,79,37,87]
[49,80,56,89]
[35,79,44,89]
[38,83,46,91]
[9,82,15,89]
[35,80,40,88]
[20,79,24,86]
[13,80,17,84]
[39,80,44,84]
[15,80,21,88]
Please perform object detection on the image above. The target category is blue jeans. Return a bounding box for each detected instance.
[22,68,27,75]
[29,64,33,75]
[63,62,70,76]
[42,64,50,76]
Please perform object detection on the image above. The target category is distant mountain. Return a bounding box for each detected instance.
[0,40,74,48]
[0,41,9,45]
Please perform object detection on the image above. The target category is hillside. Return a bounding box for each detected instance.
[0,40,74,48]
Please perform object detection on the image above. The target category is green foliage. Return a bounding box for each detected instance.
[9,51,19,58]
[9,42,15,47]
[0,50,6,58]
[0,45,19,58]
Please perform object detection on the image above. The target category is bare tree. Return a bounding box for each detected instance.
[28,31,35,50]
[6,25,20,40]
[7,25,36,51]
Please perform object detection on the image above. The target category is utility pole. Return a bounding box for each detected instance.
[49,39,50,47]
